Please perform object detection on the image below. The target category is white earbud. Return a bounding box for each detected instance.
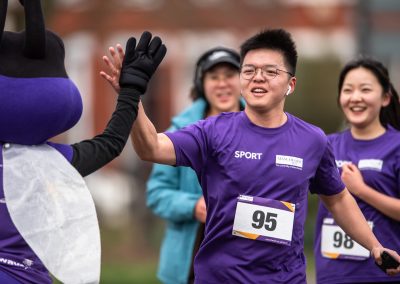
[286,86,292,96]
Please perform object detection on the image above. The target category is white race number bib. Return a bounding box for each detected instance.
[232,195,295,246]
[321,218,373,260]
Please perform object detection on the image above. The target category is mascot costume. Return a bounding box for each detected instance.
[0,0,166,283]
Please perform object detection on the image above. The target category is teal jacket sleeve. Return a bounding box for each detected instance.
[146,162,201,223]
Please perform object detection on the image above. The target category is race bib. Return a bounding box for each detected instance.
[321,218,373,260]
[232,195,295,246]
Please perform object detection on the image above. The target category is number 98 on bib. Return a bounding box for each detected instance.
[321,218,373,260]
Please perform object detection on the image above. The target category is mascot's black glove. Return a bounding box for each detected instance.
[72,32,166,176]
[119,31,167,95]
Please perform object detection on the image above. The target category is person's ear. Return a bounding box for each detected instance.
[382,92,391,107]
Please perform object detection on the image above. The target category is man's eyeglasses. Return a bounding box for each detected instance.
[240,65,294,80]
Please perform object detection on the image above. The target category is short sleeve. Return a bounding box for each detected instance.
[309,140,345,195]
[165,119,211,176]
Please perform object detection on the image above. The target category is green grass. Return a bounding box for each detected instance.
[100,262,159,284]
[52,262,159,284]
[306,249,316,284]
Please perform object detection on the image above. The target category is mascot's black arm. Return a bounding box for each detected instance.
[71,91,140,177]
[70,31,166,177]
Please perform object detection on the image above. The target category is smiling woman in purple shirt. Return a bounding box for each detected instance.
[314,57,400,284]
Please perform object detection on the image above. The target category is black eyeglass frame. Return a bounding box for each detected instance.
[240,64,294,80]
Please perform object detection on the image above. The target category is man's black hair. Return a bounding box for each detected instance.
[240,29,298,75]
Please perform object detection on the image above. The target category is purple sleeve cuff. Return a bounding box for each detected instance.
[47,142,73,163]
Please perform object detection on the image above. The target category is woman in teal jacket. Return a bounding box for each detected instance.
[146,47,243,284]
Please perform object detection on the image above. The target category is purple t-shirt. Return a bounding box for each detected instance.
[0,142,73,284]
[314,128,400,284]
[166,111,344,284]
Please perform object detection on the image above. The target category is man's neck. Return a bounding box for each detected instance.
[244,107,287,128]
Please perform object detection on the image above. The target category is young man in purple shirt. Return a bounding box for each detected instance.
[130,29,400,283]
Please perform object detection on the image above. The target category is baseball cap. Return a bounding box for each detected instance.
[201,49,240,72]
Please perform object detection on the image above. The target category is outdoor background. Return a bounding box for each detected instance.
[4,0,400,283]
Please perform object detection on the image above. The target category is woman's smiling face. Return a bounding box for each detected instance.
[339,67,390,130]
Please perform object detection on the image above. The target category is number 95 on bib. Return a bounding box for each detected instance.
[232,195,295,246]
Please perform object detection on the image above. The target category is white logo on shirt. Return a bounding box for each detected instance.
[238,195,254,202]
[0,257,25,268]
[0,198,5,204]
[276,155,303,170]
[358,159,383,171]
[234,151,262,160]
[23,259,34,268]
[335,160,352,168]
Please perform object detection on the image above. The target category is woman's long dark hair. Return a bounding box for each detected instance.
[338,57,400,130]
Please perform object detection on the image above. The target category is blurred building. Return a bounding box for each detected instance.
[48,0,360,137]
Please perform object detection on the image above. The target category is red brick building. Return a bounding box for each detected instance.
[45,0,360,138]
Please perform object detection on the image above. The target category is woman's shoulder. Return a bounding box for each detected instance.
[171,98,207,129]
